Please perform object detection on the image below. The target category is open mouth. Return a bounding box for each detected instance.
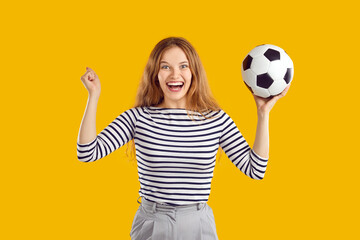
[166,82,184,92]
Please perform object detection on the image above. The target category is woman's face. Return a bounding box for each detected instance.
[157,46,192,108]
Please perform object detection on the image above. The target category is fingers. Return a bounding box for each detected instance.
[277,85,290,98]
[81,68,95,82]
[284,85,290,91]
[270,95,280,104]
[85,67,96,81]
[281,85,290,96]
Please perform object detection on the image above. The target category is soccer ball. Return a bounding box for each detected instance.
[241,44,294,98]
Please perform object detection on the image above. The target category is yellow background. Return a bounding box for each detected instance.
[1,0,359,239]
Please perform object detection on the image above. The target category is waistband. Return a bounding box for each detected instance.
[138,196,206,213]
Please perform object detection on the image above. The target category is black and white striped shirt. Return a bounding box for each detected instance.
[77,106,269,205]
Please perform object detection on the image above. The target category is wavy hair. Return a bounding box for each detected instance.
[134,36,220,112]
[126,37,223,162]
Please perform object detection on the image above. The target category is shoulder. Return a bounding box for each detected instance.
[119,107,144,119]
[213,109,235,123]
[204,108,226,118]
[125,106,168,118]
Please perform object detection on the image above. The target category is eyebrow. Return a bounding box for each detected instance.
[160,61,188,64]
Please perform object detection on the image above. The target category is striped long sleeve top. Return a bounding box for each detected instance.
[77,106,269,206]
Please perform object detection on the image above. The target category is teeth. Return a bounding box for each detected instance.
[167,82,184,86]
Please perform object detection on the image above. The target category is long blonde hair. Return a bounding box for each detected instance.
[126,36,223,162]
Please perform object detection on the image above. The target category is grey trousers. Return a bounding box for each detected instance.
[130,197,219,240]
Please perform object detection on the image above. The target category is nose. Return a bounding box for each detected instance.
[171,68,181,79]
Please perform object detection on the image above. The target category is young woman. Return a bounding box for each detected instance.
[77,37,290,240]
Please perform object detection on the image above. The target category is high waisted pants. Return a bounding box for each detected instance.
[130,197,219,240]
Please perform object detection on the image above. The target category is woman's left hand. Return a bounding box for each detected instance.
[253,84,291,116]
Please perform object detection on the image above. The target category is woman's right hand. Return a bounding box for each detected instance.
[80,67,101,98]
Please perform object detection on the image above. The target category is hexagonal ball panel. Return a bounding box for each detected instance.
[268,60,287,81]
[268,79,287,96]
[250,55,270,74]
[280,50,294,68]
[242,69,256,87]
[253,86,271,98]
[248,45,269,58]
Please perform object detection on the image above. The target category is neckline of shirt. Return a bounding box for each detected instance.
[146,106,188,111]
[144,106,223,119]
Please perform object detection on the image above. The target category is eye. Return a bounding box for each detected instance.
[161,65,169,69]
[180,64,188,69]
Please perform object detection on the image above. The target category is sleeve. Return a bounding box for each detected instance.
[76,107,140,162]
[219,111,269,180]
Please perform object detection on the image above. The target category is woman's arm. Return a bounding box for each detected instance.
[219,111,269,180]
[77,67,139,163]
[252,112,270,159]
[217,85,290,180]
[251,84,290,159]
[78,67,101,144]
[77,95,99,145]
[76,107,139,162]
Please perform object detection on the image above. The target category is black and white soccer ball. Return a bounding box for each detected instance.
[241,44,294,98]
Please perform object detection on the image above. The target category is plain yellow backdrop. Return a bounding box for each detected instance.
[1,0,359,239]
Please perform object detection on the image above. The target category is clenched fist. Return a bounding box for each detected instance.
[80,67,101,98]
